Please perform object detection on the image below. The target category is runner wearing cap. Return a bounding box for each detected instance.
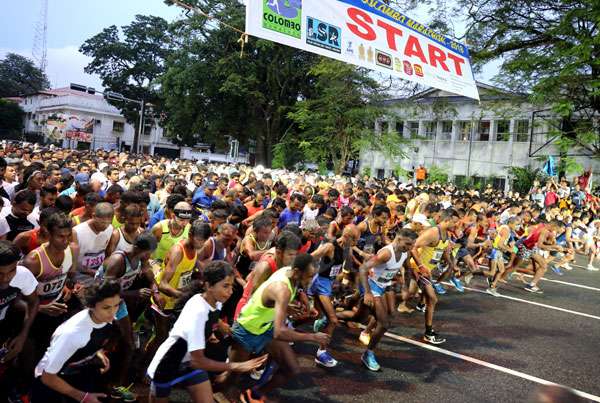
[192,180,218,210]
[150,202,192,263]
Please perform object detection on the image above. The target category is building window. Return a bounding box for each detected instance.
[395,120,404,135]
[143,122,153,136]
[423,121,436,139]
[380,121,389,133]
[477,121,491,141]
[440,121,453,140]
[496,120,510,141]
[457,121,472,141]
[112,121,125,132]
[408,121,419,138]
[515,119,529,142]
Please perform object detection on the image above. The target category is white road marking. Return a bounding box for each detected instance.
[520,274,600,292]
[477,264,600,292]
[441,282,600,320]
[380,329,600,402]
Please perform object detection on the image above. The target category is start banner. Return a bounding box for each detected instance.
[246,0,479,100]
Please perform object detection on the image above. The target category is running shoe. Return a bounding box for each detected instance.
[359,331,371,346]
[587,264,599,272]
[524,284,543,294]
[361,350,381,371]
[464,272,474,285]
[423,331,446,345]
[563,263,573,271]
[415,303,426,313]
[550,265,564,276]
[315,350,338,368]
[450,277,465,292]
[240,389,266,403]
[313,316,328,333]
[110,384,137,402]
[486,287,500,297]
[397,304,414,314]
[433,282,447,295]
[249,367,265,381]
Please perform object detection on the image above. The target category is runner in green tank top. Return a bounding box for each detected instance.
[227,254,330,403]
[150,202,192,262]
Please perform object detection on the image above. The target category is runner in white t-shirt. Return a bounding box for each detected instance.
[147,261,266,403]
[72,203,114,286]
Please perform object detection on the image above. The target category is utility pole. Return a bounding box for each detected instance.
[32,0,48,73]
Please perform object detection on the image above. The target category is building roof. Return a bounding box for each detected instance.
[36,87,104,99]
[2,97,23,103]
[383,81,529,105]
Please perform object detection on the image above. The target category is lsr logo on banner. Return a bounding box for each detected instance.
[306,17,342,53]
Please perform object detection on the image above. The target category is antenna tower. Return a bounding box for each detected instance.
[32,0,48,72]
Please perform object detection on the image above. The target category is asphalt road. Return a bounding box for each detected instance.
[136,255,600,402]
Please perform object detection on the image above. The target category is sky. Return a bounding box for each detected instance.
[0,0,498,91]
[0,0,184,89]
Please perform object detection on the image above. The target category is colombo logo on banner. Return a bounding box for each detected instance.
[263,0,302,39]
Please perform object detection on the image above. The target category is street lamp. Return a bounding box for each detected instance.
[70,83,145,153]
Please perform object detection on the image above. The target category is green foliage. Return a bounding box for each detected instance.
[0,53,49,97]
[425,165,449,185]
[0,100,25,134]
[507,165,542,194]
[158,0,319,164]
[460,0,600,157]
[80,15,173,149]
[361,166,372,178]
[288,59,407,174]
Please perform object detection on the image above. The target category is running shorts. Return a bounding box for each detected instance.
[150,363,209,398]
[309,275,333,298]
[231,322,274,355]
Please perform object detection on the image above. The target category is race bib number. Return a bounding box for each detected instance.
[429,249,444,265]
[178,271,193,289]
[39,274,68,300]
[377,269,398,284]
[121,270,141,291]
[82,252,105,271]
[329,264,342,278]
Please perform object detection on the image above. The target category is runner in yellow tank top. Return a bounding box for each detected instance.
[144,220,212,366]
[409,208,460,345]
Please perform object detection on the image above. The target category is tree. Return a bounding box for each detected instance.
[160,0,319,165]
[507,166,542,195]
[0,53,49,97]
[288,59,406,174]
[459,0,600,158]
[80,15,174,152]
[0,100,25,136]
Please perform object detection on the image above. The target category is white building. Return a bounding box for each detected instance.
[361,82,600,189]
[18,87,180,156]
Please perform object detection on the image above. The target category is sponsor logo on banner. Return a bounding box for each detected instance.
[403,60,413,75]
[414,64,424,77]
[306,17,341,53]
[375,50,392,69]
[263,0,302,39]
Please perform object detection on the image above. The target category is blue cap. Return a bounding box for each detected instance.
[74,173,90,185]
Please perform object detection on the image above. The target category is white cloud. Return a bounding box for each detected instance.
[1,46,103,90]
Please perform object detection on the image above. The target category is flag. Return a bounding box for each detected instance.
[543,156,556,177]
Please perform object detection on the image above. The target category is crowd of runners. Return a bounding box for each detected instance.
[0,142,598,403]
